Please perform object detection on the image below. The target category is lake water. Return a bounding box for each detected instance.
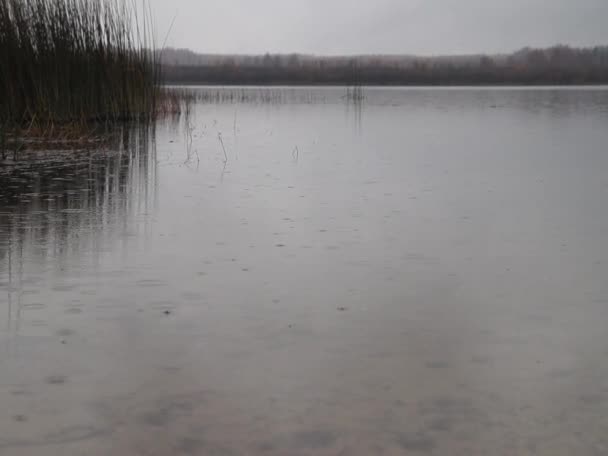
[2,86,608,455]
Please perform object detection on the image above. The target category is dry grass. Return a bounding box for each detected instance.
[0,0,160,137]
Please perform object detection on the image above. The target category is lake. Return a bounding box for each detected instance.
[2,86,608,455]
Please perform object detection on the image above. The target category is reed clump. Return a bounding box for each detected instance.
[0,0,159,136]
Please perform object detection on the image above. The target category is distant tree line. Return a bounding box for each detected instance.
[161,45,608,86]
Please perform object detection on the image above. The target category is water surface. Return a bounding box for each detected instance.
[2,87,608,455]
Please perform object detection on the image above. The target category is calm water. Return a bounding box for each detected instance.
[2,87,608,455]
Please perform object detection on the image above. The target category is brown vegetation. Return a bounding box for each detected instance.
[161,45,608,86]
[0,0,163,155]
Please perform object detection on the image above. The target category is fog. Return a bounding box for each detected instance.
[147,0,608,55]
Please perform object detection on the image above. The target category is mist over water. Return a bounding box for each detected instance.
[2,87,608,455]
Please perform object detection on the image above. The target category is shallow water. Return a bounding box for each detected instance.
[2,86,608,455]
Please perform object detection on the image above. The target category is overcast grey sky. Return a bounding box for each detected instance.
[147,0,608,55]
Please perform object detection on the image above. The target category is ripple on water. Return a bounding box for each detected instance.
[135,279,167,288]
[284,430,338,450]
[65,308,83,315]
[45,375,67,385]
[22,303,46,311]
[395,432,436,452]
[52,285,78,292]
[149,301,175,309]
[426,361,451,369]
[181,292,203,300]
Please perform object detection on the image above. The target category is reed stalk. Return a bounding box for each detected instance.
[0,0,160,135]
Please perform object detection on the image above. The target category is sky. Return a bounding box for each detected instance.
[146,0,608,56]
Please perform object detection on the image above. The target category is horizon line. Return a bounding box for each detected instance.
[161,43,608,59]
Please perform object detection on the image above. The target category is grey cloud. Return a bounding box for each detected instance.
[148,0,608,55]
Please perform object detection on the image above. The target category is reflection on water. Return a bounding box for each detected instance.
[1,126,157,333]
[2,87,608,455]
[171,84,608,111]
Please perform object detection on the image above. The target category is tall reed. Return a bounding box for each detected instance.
[0,0,159,132]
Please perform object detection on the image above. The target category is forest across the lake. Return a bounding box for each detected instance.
[161,45,608,86]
